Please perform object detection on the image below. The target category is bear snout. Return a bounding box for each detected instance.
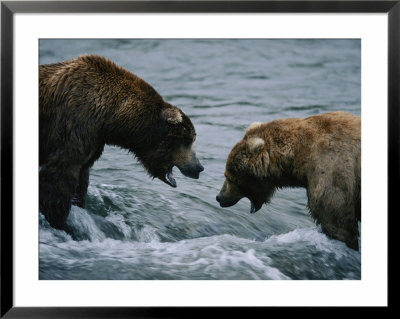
[197,163,205,174]
[216,193,240,208]
[177,160,204,179]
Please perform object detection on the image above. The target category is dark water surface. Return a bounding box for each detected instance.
[39,39,361,280]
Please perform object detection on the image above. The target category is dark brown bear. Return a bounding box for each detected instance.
[216,112,361,250]
[40,54,204,230]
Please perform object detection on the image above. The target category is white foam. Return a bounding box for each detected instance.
[39,213,72,243]
[136,225,160,243]
[265,227,356,258]
[67,206,106,242]
[105,212,131,238]
[87,185,104,203]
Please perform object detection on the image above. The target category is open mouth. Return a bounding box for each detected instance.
[249,199,262,214]
[164,166,177,188]
[161,163,204,188]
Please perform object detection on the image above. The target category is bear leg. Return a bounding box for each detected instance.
[308,180,359,250]
[321,223,359,251]
[72,167,90,208]
[39,164,80,230]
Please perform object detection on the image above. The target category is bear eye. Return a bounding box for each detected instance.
[225,175,234,184]
[183,139,192,148]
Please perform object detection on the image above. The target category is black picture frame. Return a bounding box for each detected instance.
[1,1,397,317]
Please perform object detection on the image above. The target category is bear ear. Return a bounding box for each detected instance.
[246,122,262,134]
[162,107,183,124]
[245,137,269,177]
[246,137,265,153]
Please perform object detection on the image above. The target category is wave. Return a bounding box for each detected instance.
[39,205,360,280]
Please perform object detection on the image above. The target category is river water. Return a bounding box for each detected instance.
[39,39,361,280]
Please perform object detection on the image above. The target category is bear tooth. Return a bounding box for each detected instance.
[166,171,177,188]
[250,201,256,214]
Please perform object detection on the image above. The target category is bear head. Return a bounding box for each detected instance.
[138,104,204,188]
[216,126,275,214]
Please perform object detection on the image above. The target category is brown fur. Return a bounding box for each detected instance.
[39,54,203,230]
[217,111,361,250]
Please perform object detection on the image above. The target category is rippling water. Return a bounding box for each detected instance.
[39,39,361,280]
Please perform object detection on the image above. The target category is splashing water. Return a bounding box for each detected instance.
[39,39,361,280]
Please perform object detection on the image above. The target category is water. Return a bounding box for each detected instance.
[39,39,361,280]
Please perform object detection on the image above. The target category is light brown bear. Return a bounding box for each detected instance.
[216,111,361,250]
[40,54,203,231]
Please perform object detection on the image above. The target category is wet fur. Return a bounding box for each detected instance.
[220,112,361,250]
[39,54,197,229]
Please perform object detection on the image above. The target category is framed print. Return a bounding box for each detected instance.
[1,0,397,317]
